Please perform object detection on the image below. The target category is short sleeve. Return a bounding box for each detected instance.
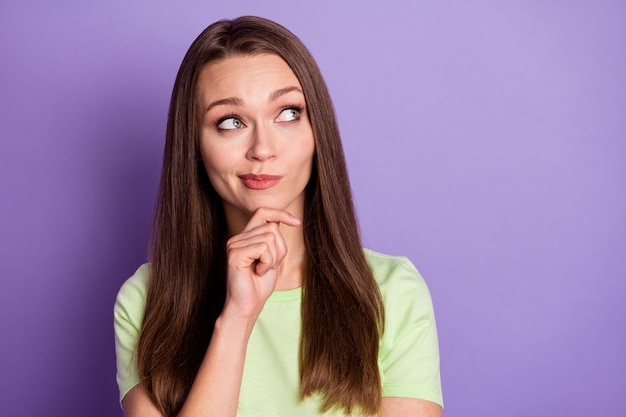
[113,264,149,404]
[367,251,443,407]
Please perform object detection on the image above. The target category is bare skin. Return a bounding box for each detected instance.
[122,208,442,417]
[121,54,443,417]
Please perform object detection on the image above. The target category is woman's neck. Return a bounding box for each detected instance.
[273,221,306,290]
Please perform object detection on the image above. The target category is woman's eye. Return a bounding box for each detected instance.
[277,107,301,122]
[218,117,244,130]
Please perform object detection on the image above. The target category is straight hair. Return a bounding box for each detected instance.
[138,16,385,416]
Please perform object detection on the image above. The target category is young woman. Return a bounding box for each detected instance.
[114,16,443,417]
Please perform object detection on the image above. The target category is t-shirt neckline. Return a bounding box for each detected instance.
[267,286,302,302]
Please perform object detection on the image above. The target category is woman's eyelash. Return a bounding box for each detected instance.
[214,104,304,129]
[282,104,304,113]
[216,113,240,126]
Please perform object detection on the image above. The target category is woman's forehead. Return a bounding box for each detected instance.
[197,54,304,106]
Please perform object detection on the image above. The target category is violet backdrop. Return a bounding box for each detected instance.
[1,1,624,416]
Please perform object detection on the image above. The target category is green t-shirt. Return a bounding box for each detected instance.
[114,249,443,415]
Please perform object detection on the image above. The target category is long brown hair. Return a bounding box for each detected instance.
[138,16,384,416]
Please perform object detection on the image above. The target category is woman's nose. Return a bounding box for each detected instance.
[246,123,277,162]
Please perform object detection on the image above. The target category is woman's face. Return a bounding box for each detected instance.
[196,54,315,226]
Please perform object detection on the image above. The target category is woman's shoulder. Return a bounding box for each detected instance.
[118,263,150,296]
[363,248,435,315]
[363,248,428,292]
[114,263,150,319]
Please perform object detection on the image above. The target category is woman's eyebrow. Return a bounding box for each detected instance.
[205,97,243,113]
[268,86,303,102]
[203,86,303,114]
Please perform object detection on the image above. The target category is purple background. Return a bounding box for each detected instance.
[1,1,624,416]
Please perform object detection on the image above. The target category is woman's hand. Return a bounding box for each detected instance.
[222,207,301,320]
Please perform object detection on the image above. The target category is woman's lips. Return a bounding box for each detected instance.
[238,174,282,190]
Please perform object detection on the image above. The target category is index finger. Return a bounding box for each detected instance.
[242,207,301,232]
